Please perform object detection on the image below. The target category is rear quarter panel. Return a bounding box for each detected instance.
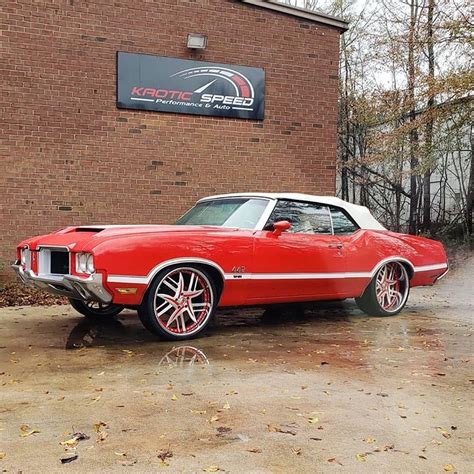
[339,230,448,296]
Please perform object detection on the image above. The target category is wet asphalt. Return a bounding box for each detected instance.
[0,256,472,473]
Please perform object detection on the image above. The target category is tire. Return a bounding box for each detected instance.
[355,261,410,316]
[69,298,124,321]
[138,265,218,340]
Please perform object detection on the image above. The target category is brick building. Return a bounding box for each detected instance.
[0,0,347,279]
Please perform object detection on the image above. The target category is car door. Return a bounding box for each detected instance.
[250,200,347,302]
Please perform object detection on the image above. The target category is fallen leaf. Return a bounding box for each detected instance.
[115,452,127,457]
[209,416,220,423]
[444,464,455,472]
[191,409,207,415]
[363,437,376,444]
[372,444,394,453]
[203,466,222,472]
[267,424,296,436]
[60,437,79,448]
[437,427,451,439]
[292,447,302,455]
[20,428,40,437]
[356,453,366,462]
[61,454,78,464]
[97,431,108,443]
[0,453,5,460]
[223,401,230,410]
[171,394,178,401]
[308,416,319,424]
[157,448,173,463]
[90,395,101,404]
[247,448,262,453]
[93,421,107,432]
[327,457,343,466]
[310,437,322,441]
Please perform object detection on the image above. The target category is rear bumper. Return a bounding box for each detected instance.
[12,264,112,304]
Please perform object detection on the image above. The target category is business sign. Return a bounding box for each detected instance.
[117,52,265,120]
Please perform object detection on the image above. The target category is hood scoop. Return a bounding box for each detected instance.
[73,227,105,233]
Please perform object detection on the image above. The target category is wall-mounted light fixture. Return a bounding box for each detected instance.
[187,33,208,50]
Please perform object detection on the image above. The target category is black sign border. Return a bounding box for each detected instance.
[115,51,265,121]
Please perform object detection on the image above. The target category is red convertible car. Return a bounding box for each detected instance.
[13,193,448,340]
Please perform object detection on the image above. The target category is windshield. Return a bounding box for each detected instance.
[176,198,269,229]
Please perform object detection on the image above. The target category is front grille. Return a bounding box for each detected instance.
[38,247,70,276]
[50,251,69,275]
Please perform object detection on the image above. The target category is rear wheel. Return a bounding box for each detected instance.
[355,261,410,316]
[138,266,217,340]
[69,298,123,321]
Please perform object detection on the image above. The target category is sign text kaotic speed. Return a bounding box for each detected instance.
[117,52,265,120]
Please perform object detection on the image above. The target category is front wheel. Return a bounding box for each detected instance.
[138,266,217,340]
[355,261,410,316]
[69,298,124,321]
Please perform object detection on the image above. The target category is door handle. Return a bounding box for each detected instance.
[328,243,343,249]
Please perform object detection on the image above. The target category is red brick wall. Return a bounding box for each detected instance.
[0,0,340,279]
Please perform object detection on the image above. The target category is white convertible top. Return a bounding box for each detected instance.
[199,193,386,231]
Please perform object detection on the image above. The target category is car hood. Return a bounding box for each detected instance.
[20,225,240,250]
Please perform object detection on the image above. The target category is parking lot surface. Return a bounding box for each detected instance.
[1,256,472,472]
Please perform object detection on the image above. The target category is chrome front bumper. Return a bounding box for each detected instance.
[12,264,112,303]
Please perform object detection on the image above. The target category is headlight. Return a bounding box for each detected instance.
[86,254,95,274]
[76,253,95,274]
[20,247,30,267]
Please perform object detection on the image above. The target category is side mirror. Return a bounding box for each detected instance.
[272,220,291,237]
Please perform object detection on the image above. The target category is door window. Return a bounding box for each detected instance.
[329,207,359,234]
[265,200,332,234]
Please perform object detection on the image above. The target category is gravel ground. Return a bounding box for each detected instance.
[0,255,472,473]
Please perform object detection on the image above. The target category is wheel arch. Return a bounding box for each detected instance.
[140,257,225,304]
[359,257,415,297]
[370,257,415,280]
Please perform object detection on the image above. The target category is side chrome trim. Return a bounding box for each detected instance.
[434,267,449,281]
[224,271,371,280]
[107,257,226,285]
[106,257,448,287]
[413,263,448,272]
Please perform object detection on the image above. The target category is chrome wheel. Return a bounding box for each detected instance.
[375,262,409,313]
[85,301,114,311]
[153,267,214,337]
[69,298,123,320]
